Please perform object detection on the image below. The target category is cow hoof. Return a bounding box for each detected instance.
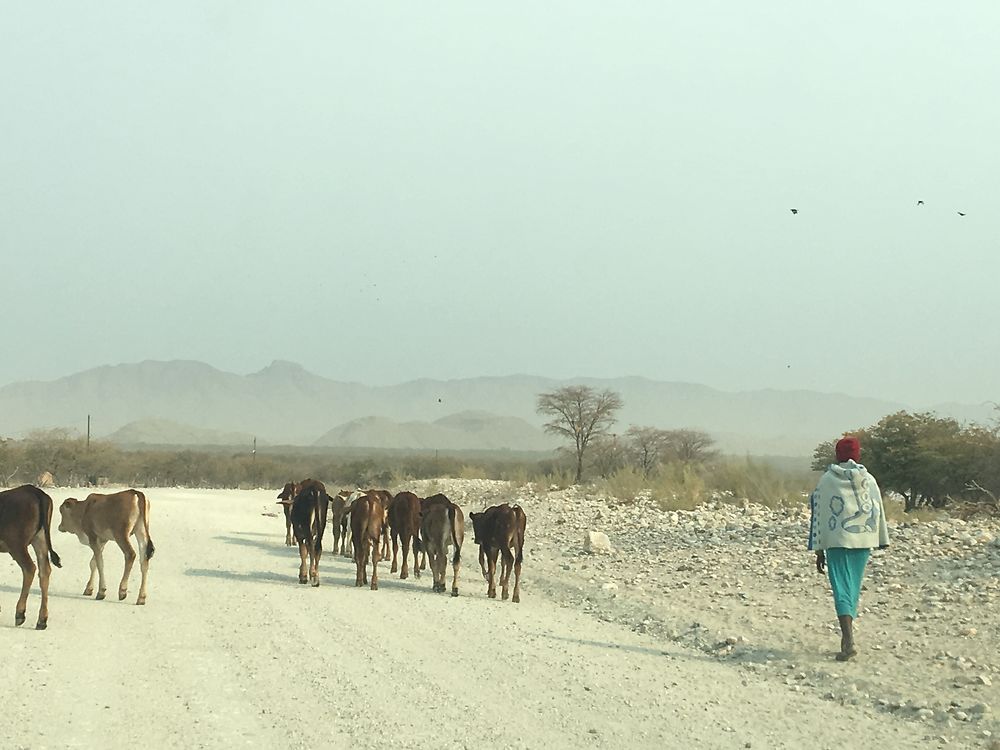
[83,588,93,596]
[371,582,378,591]
[96,591,107,601]
[36,619,47,630]
[400,572,408,580]
[512,594,520,603]
[136,596,147,605]
[311,580,320,588]
[488,591,496,599]
[118,590,128,601]
[298,577,308,584]
[451,589,459,597]
[502,591,509,601]
[15,612,26,627]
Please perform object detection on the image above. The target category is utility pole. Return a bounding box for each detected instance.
[252,436,257,465]
[86,414,91,449]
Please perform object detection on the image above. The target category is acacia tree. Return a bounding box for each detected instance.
[536,386,623,483]
[663,429,718,464]
[624,426,672,478]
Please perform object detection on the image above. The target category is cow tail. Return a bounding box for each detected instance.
[514,505,526,566]
[448,504,461,566]
[315,489,328,553]
[34,486,62,568]
[136,490,156,560]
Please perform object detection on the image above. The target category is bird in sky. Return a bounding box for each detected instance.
[958,211,967,216]
[790,208,798,215]
[917,200,924,205]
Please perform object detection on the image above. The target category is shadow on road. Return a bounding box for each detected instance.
[184,567,294,585]
[214,534,294,557]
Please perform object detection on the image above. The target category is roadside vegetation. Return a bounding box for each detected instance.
[3,394,996,518]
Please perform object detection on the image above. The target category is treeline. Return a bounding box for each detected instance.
[0,430,569,490]
[812,410,1000,512]
[584,426,815,509]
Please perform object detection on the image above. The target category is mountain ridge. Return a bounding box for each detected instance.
[1,359,993,455]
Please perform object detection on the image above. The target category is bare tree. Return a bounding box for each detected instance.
[663,429,718,464]
[624,426,672,478]
[536,386,623,483]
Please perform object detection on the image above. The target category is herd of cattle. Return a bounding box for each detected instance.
[275,479,526,600]
[0,479,526,631]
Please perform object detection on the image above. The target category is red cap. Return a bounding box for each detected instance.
[836,436,861,463]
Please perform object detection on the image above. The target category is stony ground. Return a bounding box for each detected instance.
[413,478,1000,749]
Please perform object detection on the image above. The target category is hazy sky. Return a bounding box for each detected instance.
[2,3,998,406]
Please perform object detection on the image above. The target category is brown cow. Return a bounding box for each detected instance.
[290,479,329,586]
[419,493,454,570]
[366,489,393,560]
[468,503,526,603]
[388,491,423,579]
[420,495,464,596]
[0,485,62,629]
[350,493,383,590]
[329,490,348,556]
[58,489,155,605]
[276,481,301,546]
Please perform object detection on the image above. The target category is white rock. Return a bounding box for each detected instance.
[584,531,613,554]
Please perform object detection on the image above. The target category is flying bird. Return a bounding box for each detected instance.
[917,200,924,205]
[958,211,966,216]
[790,208,798,215]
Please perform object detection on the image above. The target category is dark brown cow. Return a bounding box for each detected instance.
[420,494,464,596]
[330,490,348,557]
[468,503,526,603]
[290,479,329,586]
[0,485,61,629]
[388,491,423,579]
[350,493,383,590]
[59,489,155,605]
[365,489,393,560]
[276,481,301,546]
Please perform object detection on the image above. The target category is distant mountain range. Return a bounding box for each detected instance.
[0,359,994,456]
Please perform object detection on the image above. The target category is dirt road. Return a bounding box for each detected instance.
[2,488,932,749]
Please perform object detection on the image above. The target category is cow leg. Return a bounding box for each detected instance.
[84,550,99,596]
[451,545,462,597]
[31,536,52,629]
[381,527,390,562]
[411,535,420,579]
[400,535,410,579]
[10,545,35,627]
[284,507,293,546]
[310,540,321,587]
[114,532,138,601]
[370,539,379,591]
[354,539,364,587]
[91,540,109,600]
[298,540,310,584]
[391,529,400,574]
[479,546,488,580]
[133,527,151,605]
[500,547,514,600]
[512,554,522,604]
[486,547,499,599]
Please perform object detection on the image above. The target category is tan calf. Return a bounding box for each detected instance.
[420,498,464,596]
[58,489,155,605]
[351,494,383,590]
[0,485,62,629]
